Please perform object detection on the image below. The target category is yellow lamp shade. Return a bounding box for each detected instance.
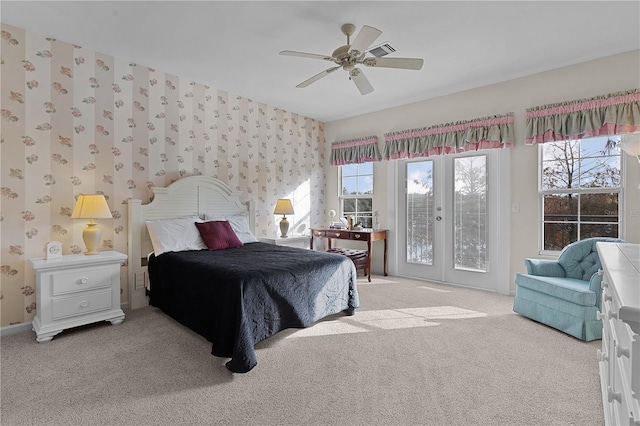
[273,199,295,215]
[71,194,113,219]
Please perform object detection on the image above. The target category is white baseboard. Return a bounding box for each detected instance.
[0,302,129,339]
[0,321,33,337]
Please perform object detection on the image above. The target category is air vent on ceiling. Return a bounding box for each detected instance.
[367,42,396,58]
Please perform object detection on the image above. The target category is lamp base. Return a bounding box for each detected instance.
[279,217,290,238]
[82,222,102,255]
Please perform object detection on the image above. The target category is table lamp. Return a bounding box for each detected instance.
[71,194,113,255]
[273,199,294,238]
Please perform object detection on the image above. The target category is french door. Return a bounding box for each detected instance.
[398,152,502,291]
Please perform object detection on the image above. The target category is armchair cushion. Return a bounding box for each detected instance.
[514,273,596,306]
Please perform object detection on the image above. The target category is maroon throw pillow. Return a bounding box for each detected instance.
[195,220,243,251]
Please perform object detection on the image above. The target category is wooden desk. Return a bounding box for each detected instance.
[310,228,388,282]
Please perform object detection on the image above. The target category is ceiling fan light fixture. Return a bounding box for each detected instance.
[331,45,351,62]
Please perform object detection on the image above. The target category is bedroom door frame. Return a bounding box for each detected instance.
[387,149,511,295]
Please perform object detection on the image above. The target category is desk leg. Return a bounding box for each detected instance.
[384,237,388,276]
[367,240,372,282]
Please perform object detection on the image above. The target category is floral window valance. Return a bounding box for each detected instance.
[383,113,514,160]
[524,89,640,144]
[330,135,381,166]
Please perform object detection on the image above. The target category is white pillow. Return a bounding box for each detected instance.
[204,212,258,244]
[146,216,207,256]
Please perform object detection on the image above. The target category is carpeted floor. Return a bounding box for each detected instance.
[1,275,603,426]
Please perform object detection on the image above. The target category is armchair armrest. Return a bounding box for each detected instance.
[523,258,566,277]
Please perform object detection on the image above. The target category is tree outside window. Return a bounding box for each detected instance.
[341,163,373,228]
[540,136,621,251]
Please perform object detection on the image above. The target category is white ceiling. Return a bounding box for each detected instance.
[2,1,639,123]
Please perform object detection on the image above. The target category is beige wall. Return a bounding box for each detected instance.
[0,23,326,327]
[325,50,640,294]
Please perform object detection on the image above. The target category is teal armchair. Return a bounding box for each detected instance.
[513,237,624,341]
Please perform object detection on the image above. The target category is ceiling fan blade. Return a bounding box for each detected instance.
[349,25,382,57]
[296,66,341,88]
[280,50,333,61]
[350,68,374,95]
[363,57,424,70]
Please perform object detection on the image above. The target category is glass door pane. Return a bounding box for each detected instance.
[407,161,434,265]
[454,156,487,272]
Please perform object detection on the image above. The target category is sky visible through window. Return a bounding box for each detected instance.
[342,163,373,195]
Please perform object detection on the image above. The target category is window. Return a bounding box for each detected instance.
[540,136,621,251]
[340,163,373,228]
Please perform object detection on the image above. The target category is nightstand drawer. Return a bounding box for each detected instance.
[52,289,112,320]
[51,266,113,296]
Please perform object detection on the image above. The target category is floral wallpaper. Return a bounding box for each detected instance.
[0,23,326,328]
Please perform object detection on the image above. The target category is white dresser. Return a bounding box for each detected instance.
[596,242,640,426]
[29,251,127,342]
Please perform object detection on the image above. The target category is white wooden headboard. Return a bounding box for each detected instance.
[127,176,255,309]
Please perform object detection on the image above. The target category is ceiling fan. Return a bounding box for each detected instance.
[280,23,424,95]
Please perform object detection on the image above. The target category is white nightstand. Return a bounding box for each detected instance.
[29,251,127,342]
[259,235,310,249]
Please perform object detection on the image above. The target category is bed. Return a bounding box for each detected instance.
[127,176,359,373]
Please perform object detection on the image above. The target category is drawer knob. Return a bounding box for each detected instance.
[335,233,340,237]
[607,387,622,403]
[79,277,89,285]
[616,345,630,358]
[354,234,361,239]
[80,300,89,308]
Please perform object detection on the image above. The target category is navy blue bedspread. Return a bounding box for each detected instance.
[148,242,359,373]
